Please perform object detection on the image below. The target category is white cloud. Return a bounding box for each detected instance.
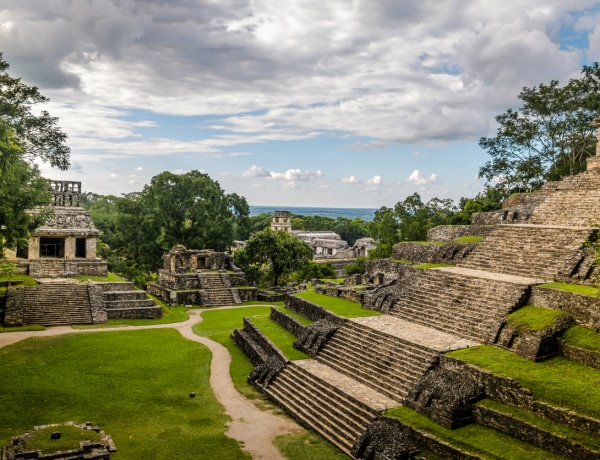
[408,170,438,185]
[136,166,144,171]
[269,169,323,181]
[341,176,360,183]
[243,165,271,177]
[345,140,387,150]
[366,175,383,185]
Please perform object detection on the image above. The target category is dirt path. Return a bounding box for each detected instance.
[0,307,302,460]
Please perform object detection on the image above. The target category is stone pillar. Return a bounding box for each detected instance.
[29,237,40,260]
[591,116,600,156]
[86,238,97,259]
[65,237,76,259]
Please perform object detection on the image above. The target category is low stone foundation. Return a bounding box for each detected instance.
[285,295,345,325]
[529,287,600,329]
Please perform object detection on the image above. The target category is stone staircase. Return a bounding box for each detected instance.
[314,320,440,401]
[20,284,93,326]
[199,272,239,305]
[528,166,600,226]
[382,267,532,343]
[102,283,157,310]
[28,259,66,278]
[261,360,395,455]
[458,224,597,280]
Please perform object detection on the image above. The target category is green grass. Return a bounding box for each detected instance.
[277,306,313,326]
[413,263,455,269]
[447,345,600,419]
[477,399,600,451]
[506,306,569,332]
[322,278,345,283]
[71,305,190,329]
[0,329,250,459]
[385,406,565,460]
[0,274,38,286]
[562,325,600,352]
[399,241,444,245]
[20,424,102,455]
[193,307,272,401]
[538,282,600,297]
[249,316,308,361]
[294,291,382,318]
[1,325,46,333]
[391,259,413,264]
[453,235,484,243]
[273,431,351,460]
[241,300,285,307]
[74,273,125,283]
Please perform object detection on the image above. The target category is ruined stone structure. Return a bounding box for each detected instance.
[233,118,600,458]
[2,180,162,326]
[271,210,292,233]
[147,245,256,306]
[1,422,116,460]
[5,180,107,278]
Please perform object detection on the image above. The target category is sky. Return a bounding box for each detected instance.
[2,1,600,208]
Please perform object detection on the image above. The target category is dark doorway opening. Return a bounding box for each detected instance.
[75,238,86,258]
[40,238,65,258]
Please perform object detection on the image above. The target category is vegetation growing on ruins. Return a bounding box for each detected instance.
[294,292,381,318]
[447,345,600,419]
[505,305,570,332]
[0,330,251,459]
[249,316,309,360]
[453,235,484,243]
[385,406,567,460]
[538,281,600,297]
[413,263,455,269]
[562,325,600,352]
[20,424,102,455]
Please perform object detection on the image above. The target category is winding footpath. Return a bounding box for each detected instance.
[0,307,302,460]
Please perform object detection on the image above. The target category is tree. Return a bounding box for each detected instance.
[368,206,399,258]
[0,122,51,255]
[0,53,70,169]
[479,63,600,191]
[235,228,313,286]
[332,217,369,245]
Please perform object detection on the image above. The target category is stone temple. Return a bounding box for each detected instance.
[3,180,162,326]
[232,118,600,458]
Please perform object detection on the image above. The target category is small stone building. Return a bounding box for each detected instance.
[4,180,107,278]
[147,245,257,306]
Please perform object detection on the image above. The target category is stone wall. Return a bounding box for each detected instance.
[558,340,600,370]
[285,295,346,325]
[471,192,547,225]
[235,287,257,302]
[363,259,411,284]
[4,288,23,325]
[391,242,478,264]
[473,404,600,460]
[528,287,600,329]
[105,306,162,319]
[313,283,365,303]
[440,355,600,435]
[270,307,306,337]
[88,284,108,323]
[427,225,495,242]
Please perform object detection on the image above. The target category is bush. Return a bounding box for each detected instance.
[345,257,366,276]
[295,261,336,281]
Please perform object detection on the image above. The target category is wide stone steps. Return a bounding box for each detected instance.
[529,169,600,226]
[385,269,529,343]
[458,225,594,280]
[21,285,92,326]
[263,362,381,455]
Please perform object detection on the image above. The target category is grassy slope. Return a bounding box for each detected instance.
[294,291,381,318]
[447,345,600,420]
[0,329,249,459]
[249,315,309,361]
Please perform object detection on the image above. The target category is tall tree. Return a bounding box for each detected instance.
[0,53,70,169]
[235,228,313,286]
[479,63,600,191]
[0,122,51,254]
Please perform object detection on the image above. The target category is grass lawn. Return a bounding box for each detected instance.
[193,307,272,401]
[0,329,250,459]
[561,325,600,352]
[277,306,313,326]
[294,292,381,318]
[506,305,569,331]
[453,236,484,243]
[538,282,600,297]
[241,300,285,307]
[74,273,126,283]
[249,316,308,361]
[385,406,565,460]
[0,274,38,286]
[447,345,600,419]
[274,432,351,460]
[413,263,455,269]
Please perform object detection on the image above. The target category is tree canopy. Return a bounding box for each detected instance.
[234,228,313,286]
[479,62,600,192]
